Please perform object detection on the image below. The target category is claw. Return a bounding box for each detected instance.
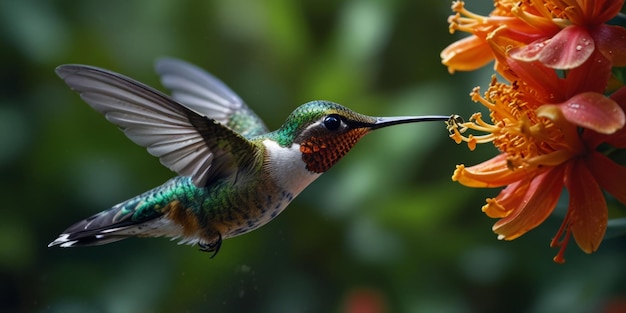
[198,232,222,258]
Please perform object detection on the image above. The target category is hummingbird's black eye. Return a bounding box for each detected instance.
[323,114,342,131]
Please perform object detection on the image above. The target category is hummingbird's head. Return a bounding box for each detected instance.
[275,100,448,173]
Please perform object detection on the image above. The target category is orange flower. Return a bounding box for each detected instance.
[448,57,626,263]
[510,0,626,69]
[441,0,560,74]
[442,0,626,74]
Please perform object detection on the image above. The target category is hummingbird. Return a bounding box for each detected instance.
[48,58,450,257]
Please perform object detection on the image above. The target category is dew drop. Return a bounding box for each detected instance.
[575,45,582,51]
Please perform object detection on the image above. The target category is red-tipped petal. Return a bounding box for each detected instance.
[581,87,626,149]
[536,26,595,70]
[509,38,549,62]
[492,166,565,240]
[548,92,625,134]
[592,25,626,67]
[586,151,626,205]
[565,159,607,254]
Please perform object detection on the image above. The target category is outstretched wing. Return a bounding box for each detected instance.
[56,64,262,187]
[155,58,269,138]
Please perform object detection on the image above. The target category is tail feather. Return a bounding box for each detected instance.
[49,177,196,248]
[48,203,151,248]
[48,232,128,248]
[48,192,173,248]
[48,212,185,248]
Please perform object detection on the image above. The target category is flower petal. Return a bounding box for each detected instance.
[588,0,625,26]
[581,87,626,148]
[586,151,626,205]
[564,50,612,95]
[509,38,550,62]
[506,58,563,101]
[536,26,595,70]
[453,154,543,188]
[605,87,626,148]
[565,159,607,254]
[541,92,625,134]
[592,25,626,67]
[492,165,565,240]
[441,36,494,73]
[482,179,530,218]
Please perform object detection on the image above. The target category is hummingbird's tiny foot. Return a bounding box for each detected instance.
[198,232,222,258]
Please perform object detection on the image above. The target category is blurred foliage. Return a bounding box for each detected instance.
[1,0,625,313]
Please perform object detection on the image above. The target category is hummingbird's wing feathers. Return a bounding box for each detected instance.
[155,58,269,137]
[56,64,261,187]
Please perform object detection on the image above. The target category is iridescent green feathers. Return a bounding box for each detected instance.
[272,101,377,147]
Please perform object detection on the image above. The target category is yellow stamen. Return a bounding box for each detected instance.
[510,0,566,30]
[450,75,577,173]
[448,1,515,36]
[482,198,506,217]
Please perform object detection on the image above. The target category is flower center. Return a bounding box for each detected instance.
[447,77,580,171]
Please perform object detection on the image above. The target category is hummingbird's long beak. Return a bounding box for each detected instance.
[369,115,451,130]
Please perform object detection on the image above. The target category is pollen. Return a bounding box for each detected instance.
[449,77,574,171]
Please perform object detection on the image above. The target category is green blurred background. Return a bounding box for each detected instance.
[1,0,625,312]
